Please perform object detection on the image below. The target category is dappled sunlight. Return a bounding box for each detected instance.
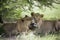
[13,33,60,40]
[16,32,39,40]
[20,3,60,20]
[0,32,59,40]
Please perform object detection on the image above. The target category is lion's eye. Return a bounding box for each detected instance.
[21,19,24,22]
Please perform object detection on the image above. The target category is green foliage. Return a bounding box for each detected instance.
[0,0,22,21]
[3,8,22,19]
[0,0,60,21]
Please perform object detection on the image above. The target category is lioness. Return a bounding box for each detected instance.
[17,15,37,35]
[31,12,56,36]
[2,22,18,37]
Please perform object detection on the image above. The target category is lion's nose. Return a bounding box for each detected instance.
[29,23,37,30]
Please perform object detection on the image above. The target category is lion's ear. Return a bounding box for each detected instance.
[25,15,28,18]
[31,12,35,16]
[40,14,44,17]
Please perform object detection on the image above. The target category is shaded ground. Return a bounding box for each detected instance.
[0,32,60,40]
